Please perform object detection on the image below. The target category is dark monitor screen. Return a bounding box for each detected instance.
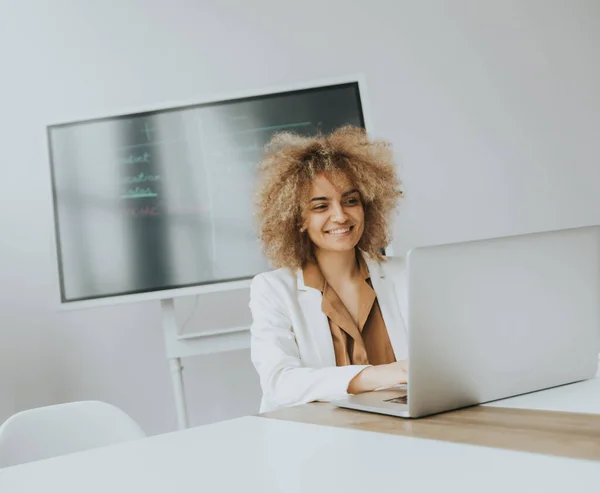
[47,82,366,302]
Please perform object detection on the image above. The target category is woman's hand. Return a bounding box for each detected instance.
[347,360,408,394]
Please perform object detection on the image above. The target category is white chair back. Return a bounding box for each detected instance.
[0,401,146,468]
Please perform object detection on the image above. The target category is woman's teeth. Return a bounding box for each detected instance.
[327,227,351,235]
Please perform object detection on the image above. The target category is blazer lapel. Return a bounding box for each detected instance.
[366,257,409,361]
[296,269,337,366]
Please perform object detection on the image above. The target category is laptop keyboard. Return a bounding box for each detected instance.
[383,395,408,405]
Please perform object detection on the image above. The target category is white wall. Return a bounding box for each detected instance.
[0,0,598,435]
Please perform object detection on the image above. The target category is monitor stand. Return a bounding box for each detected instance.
[160,297,250,430]
[160,298,188,430]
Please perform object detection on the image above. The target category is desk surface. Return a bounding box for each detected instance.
[263,403,600,461]
[485,374,600,413]
[2,373,600,492]
[263,375,600,461]
[1,415,600,493]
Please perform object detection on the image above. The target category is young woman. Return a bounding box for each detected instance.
[250,126,408,413]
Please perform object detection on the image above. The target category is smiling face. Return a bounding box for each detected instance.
[303,173,365,255]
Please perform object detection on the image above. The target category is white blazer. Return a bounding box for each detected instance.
[249,255,409,413]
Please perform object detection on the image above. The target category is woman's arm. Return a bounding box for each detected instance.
[250,274,368,409]
[250,274,407,410]
[347,361,408,394]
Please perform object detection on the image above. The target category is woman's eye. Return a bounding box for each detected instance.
[312,204,327,211]
[345,198,360,205]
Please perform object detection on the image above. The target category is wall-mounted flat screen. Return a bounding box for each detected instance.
[47,82,366,302]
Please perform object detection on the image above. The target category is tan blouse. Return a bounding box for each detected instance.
[302,254,397,366]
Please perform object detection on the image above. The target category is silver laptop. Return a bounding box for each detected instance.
[331,225,600,418]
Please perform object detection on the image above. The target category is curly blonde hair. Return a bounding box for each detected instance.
[255,125,402,271]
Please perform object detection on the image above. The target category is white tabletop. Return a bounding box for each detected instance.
[2,368,600,492]
[1,413,599,492]
[485,365,600,413]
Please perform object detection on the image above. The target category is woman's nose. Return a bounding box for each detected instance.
[331,203,348,222]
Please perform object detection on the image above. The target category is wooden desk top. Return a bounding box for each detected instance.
[262,402,600,462]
